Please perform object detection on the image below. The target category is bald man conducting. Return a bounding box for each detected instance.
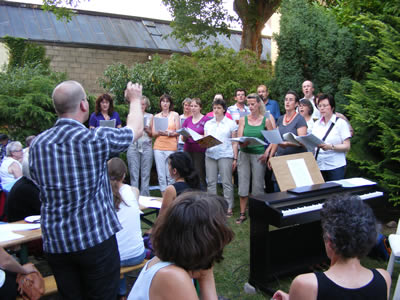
[29,81,143,300]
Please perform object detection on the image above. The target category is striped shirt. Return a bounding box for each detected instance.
[30,118,134,254]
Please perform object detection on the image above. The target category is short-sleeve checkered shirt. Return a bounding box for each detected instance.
[30,118,134,254]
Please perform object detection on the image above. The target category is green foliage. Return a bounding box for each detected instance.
[99,46,272,114]
[162,0,234,47]
[3,36,50,71]
[270,0,357,111]
[346,16,400,205]
[0,39,66,142]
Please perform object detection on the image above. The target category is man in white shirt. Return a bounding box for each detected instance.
[227,88,250,124]
[301,80,320,120]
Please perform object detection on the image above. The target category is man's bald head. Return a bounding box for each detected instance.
[52,81,86,115]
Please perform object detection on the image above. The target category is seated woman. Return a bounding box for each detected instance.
[108,157,146,300]
[273,195,391,300]
[128,191,234,300]
[160,152,200,213]
[0,142,23,192]
[0,247,36,300]
[89,93,122,128]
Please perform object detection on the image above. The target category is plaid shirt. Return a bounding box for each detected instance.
[30,118,133,253]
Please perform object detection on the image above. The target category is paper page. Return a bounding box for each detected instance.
[287,158,313,187]
[0,231,24,243]
[180,118,186,127]
[264,111,271,119]
[154,117,168,131]
[283,132,302,146]
[230,137,268,146]
[176,128,192,138]
[0,223,41,231]
[144,116,151,127]
[99,119,116,128]
[296,134,324,148]
[261,129,283,144]
[186,127,203,141]
[331,177,377,188]
[139,196,162,209]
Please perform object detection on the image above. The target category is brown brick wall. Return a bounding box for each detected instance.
[44,45,171,95]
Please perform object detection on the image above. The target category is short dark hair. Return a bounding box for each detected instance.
[152,192,234,271]
[299,99,314,116]
[317,93,335,112]
[0,134,8,142]
[320,194,377,259]
[95,93,115,115]
[235,88,246,97]
[285,90,299,103]
[159,94,174,111]
[212,98,227,114]
[168,152,200,189]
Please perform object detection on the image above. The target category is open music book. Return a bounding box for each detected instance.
[261,129,323,149]
[177,127,222,149]
[230,137,268,146]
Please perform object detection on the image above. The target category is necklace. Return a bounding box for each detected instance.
[161,111,170,118]
[284,112,297,124]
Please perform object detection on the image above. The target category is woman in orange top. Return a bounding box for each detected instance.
[152,94,180,195]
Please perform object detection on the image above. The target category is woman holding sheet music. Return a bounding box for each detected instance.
[89,93,122,128]
[269,91,308,158]
[152,94,180,195]
[236,93,274,224]
[127,96,153,196]
[312,94,351,181]
[181,98,210,189]
[204,98,238,217]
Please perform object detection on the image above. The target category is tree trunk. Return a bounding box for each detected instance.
[234,0,282,58]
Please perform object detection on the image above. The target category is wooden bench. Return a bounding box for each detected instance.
[16,260,147,299]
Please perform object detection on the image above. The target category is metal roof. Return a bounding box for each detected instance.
[0,1,271,60]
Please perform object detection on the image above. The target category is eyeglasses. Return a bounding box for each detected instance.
[318,104,330,109]
[12,149,23,152]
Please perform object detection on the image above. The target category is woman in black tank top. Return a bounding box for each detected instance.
[160,152,200,214]
[272,195,391,300]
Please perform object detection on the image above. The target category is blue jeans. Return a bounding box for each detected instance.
[321,166,346,181]
[119,249,146,296]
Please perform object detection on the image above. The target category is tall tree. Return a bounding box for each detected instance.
[162,0,281,58]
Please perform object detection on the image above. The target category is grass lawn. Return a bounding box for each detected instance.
[149,187,400,299]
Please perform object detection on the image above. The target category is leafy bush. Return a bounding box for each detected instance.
[99,46,272,114]
[346,16,400,205]
[270,0,357,112]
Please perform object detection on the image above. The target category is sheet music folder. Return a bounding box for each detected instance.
[287,182,341,194]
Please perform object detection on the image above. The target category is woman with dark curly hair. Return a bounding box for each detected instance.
[89,93,122,128]
[273,195,391,300]
[128,191,234,300]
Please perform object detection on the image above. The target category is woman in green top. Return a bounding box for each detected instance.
[236,93,274,224]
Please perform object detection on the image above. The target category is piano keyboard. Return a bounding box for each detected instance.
[281,191,383,217]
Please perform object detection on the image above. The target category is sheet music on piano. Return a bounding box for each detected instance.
[330,177,377,188]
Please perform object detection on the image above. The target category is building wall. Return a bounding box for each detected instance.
[44,45,171,95]
[0,43,9,69]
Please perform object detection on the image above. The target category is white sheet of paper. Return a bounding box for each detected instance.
[0,231,24,243]
[230,137,268,146]
[154,117,168,132]
[239,111,250,118]
[286,158,313,187]
[331,177,376,188]
[0,224,41,231]
[139,196,162,209]
[186,127,202,141]
[261,129,283,144]
[99,119,116,128]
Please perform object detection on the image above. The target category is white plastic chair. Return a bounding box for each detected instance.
[387,220,400,299]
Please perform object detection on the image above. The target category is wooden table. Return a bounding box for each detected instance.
[0,220,42,263]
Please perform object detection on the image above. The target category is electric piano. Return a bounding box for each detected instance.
[248,178,385,295]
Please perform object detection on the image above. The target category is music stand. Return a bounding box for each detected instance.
[270,152,324,191]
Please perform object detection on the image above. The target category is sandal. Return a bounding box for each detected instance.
[226,210,233,218]
[236,213,247,224]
